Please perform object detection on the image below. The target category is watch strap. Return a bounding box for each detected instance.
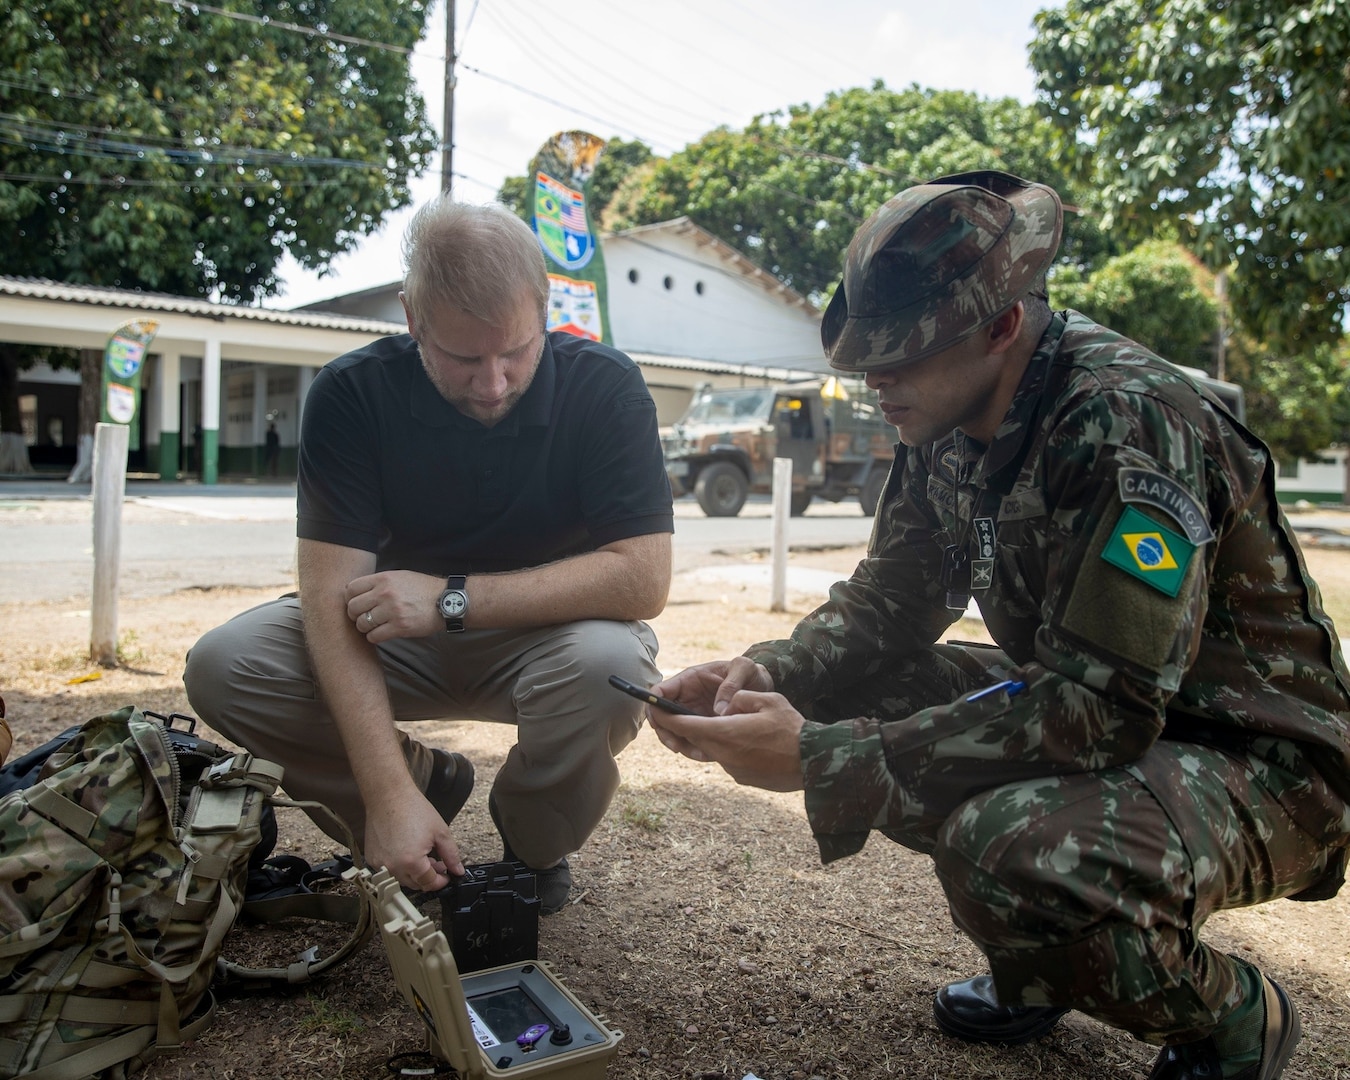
[442,575,467,633]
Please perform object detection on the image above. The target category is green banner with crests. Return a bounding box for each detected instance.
[529,131,611,345]
[100,318,158,452]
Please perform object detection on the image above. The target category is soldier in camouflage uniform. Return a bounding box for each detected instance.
[649,171,1350,1080]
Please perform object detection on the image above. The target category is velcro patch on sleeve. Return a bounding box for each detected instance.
[1100,506,1196,597]
[1060,498,1200,675]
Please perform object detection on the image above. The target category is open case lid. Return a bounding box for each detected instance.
[347,866,623,1080]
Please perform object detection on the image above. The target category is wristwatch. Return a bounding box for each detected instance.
[437,575,469,633]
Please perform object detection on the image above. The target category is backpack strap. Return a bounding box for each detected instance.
[214,795,374,989]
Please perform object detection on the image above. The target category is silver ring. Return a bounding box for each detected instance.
[364,611,374,626]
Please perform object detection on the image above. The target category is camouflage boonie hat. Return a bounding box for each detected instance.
[822,170,1063,372]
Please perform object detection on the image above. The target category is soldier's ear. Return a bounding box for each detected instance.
[987,302,1024,356]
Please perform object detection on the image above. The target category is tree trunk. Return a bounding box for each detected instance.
[67,348,101,483]
[0,345,33,474]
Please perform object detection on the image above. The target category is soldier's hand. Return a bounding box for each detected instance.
[653,657,773,719]
[650,689,805,791]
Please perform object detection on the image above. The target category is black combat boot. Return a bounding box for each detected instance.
[1148,973,1300,1080]
[932,974,1068,1043]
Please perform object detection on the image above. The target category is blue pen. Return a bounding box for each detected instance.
[967,679,1026,702]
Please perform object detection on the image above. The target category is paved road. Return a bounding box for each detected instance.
[0,480,876,604]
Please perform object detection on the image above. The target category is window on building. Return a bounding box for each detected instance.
[1277,459,1301,479]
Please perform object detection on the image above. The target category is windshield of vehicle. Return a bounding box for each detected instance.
[680,388,775,425]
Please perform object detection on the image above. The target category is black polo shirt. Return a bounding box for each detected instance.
[297,331,673,575]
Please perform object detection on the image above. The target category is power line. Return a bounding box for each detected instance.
[154,0,418,56]
[0,118,399,173]
[0,170,384,191]
[12,2,917,195]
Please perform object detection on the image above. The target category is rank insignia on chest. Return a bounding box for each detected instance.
[972,517,996,559]
[1101,505,1195,597]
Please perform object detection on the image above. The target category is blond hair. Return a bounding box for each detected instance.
[402,199,548,329]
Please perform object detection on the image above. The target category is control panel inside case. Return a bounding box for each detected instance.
[348,866,623,1079]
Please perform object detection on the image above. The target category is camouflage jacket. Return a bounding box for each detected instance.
[746,311,1350,862]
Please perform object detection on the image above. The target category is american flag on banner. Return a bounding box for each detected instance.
[560,194,588,233]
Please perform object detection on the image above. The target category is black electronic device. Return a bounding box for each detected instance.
[438,860,540,973]
[607,675,700,715]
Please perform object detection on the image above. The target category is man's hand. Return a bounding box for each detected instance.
[346,570,444,642]
[648,681,806,793]
[362,793,465,892]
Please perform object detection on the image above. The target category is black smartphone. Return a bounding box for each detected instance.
[608,674,701,715]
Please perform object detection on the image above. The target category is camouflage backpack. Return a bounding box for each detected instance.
[0,706,369,1079]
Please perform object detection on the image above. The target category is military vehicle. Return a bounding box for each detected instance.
[662,378,894,517]
[663,367,1245,519]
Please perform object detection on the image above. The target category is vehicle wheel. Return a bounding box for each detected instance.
[694,462,749,517]
[790,491,813,516]
[859,469,888,517]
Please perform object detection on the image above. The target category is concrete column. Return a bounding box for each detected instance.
[158,351,181,481]
[297,365,314,428]
[202,338,221,485]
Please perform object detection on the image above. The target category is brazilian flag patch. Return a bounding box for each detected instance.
[1100,505,1195,597]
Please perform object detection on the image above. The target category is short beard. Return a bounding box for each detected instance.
[417,340,542,428]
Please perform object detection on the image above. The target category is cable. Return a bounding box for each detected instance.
[475,5,716,143]
[484,0,740,135]
[154,0,421,58]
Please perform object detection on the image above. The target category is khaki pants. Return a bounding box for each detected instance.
[183,595,660,867]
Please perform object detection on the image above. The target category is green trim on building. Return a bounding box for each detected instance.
[202,429,219,485]
[157,432,179,480]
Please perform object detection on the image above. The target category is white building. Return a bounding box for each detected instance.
[301,216,829,425]
[2,218,831,481]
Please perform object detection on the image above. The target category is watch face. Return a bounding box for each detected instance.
[439,590,467,617]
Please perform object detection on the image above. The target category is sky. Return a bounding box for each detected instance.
[272,0,1052,308]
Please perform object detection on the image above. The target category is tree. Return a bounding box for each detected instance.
[595,83,1105,301]
[0,0,438,302]
[1225,339,1350,464]
[1051,240,1220,374]
[1030,0,1350,354]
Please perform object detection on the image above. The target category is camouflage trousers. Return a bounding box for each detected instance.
[810,643,1343,1044]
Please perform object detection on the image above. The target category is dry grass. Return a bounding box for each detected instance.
[2,545,1349,1078]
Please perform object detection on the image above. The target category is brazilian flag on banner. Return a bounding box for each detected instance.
[100,318,158,451]
[529,131,611,344]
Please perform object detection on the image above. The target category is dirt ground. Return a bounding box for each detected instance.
[3,538,1350,1080]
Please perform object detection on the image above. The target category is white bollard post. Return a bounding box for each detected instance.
[91,422,129,666]
[770,456,792,612]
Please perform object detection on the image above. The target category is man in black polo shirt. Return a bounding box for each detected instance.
[184,200,673,912]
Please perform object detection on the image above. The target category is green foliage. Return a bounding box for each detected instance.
[1226,338,1350,463]
[1030,0,1350,354]
[587,83,1100,299]
[0,0,437,302]
[1052,241,1219,372]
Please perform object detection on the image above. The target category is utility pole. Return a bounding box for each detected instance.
[441,0,456,195]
